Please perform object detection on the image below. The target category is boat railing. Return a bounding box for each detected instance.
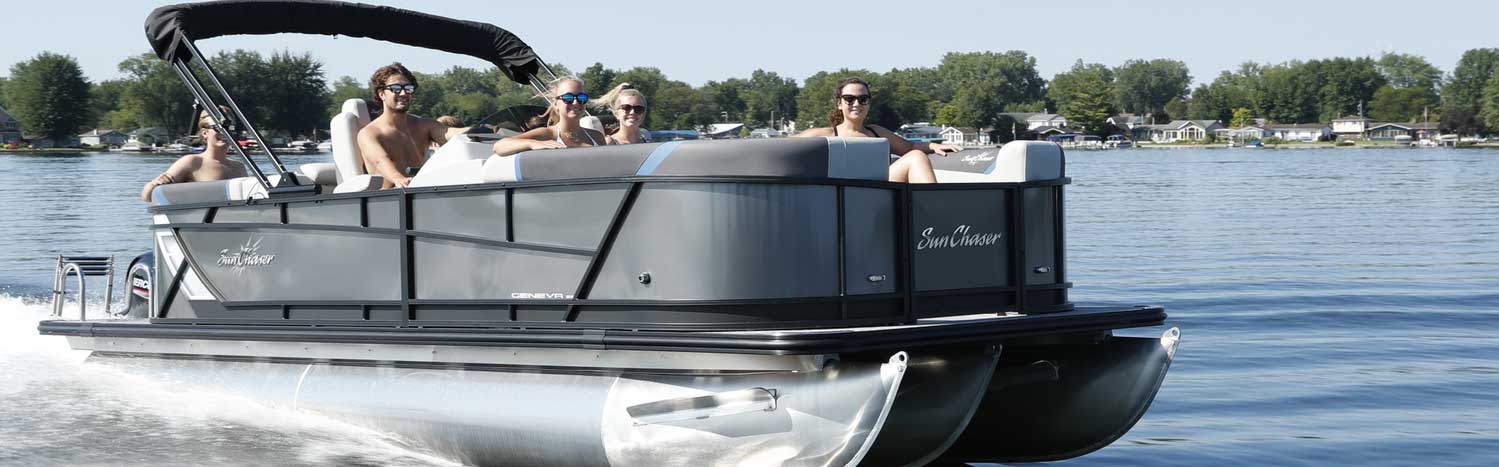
[51,255,115,320]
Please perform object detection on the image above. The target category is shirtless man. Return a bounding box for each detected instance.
[356,63,467,188]
[140,106,247,202]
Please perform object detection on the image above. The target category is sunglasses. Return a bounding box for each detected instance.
[557,92,590,105]
[618,104,647,115]
[840,94,871,105]
[383,83,418,94]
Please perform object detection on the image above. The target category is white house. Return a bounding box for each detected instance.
[128,127,171,146]
[1149,120,1223,142]
[1214,126,1270,142]
[1264,123,1332,142]
[79,129,129,147]
[1331,115,1371,139]
[938,126,992,146]
[1025,113,1068,130]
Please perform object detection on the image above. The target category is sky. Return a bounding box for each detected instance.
[3,0,1497,88]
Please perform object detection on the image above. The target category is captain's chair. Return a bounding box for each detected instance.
[323,98,384,192]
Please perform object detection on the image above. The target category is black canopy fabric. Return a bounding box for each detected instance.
[145,0,541,84]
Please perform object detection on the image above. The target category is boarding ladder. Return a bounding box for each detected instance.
[50,255,115,320]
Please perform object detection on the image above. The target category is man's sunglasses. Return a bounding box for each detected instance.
[383,84,418,94]
[840,94,871,105]
[618,104,647,115]
[557,92,590,104]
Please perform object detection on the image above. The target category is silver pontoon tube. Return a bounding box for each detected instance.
[89,352,909,467]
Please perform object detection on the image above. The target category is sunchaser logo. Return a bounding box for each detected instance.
[217,237,276,275]
[961,151,995,166]
[917,225,1003,250]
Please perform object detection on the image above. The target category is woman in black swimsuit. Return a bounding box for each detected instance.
[793,77,959,182]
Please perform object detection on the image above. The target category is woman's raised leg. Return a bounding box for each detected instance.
[889,149,937,183]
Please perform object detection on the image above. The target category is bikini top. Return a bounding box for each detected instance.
[833,125,881,138]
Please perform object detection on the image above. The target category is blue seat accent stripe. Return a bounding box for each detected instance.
[513,153,524,181]
[225,181,234,200]
[153,186,170,205]
[636,141,684,176]
[984,158,998,175]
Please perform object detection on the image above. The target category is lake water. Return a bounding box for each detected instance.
[2,148,1497,466]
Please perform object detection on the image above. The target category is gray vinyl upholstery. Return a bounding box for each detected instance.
[481,137,890,183]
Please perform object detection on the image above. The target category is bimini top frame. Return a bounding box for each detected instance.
[143,0,557,193]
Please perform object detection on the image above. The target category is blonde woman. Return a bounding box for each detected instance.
[491,76,606,156]
[592,83,650,145]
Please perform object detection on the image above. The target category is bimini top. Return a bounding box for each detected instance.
[144,0,541,84]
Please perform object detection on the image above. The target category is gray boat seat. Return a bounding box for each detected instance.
[148,173,319,206]
[927,141,1065,182]
[328,98,385,193]
[480,137,891,183]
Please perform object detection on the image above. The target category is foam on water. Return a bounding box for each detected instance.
[0,294,458,467]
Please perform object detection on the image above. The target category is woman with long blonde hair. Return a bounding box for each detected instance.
[591,83,649,145]
[491,76,606,156]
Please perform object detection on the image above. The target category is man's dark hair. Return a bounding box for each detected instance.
[369,62,418,106]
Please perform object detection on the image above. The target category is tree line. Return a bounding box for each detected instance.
[4,48,1499,143]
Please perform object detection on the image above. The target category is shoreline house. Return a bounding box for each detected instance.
[0,106,21,145]
[1364,122,1439,141]
[1331,115,1371,140]
[22,134,81,148]
[899,122,945,142]
[128,127,170,146]
[79,129,129,147]
[938,126,993,146]
[1214,125,1271,142]
[1108,114,1152,142]
[1264,123,1332,142]
[1146,120,1223,143]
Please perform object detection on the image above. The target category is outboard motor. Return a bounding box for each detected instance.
[124,251,153,319]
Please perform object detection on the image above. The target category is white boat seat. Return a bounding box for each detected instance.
[329,98,380,192]
[928,141,1065,182]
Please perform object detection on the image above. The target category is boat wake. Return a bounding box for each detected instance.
[0,293,459,467]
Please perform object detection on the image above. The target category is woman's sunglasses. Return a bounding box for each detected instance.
[383,84,418,95]
[839,94,871,105]
[618,104,647,115]
[557,92,590,105]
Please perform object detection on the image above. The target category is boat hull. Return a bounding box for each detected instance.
[64,326,1179,466]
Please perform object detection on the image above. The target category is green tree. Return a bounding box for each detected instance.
[1048,60,1116,135]
[7,52,92,141]
[651,80,715,130]
[1481,69,1499,133]
[1313,57,1385,122]
[740,69,798,128]
[701,78,748,122]
[1369,85,1438,123]
[578,62,616,98]
[883,67,943,124]
[1442,48,1499,135]
[1230,107,1253,127]
[89,79,130,129]
[1189,67,1258,123]
[117,53,194,136]
[261,51,329,137]
[1376,52,1443,90]
[935,50,1046,126]
[327,76,365,116]
[1113,58,1191,120]
[0,77,8,108]
[935,87,998,130]
[208,50,273,126]
[1256,62,1320,123]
